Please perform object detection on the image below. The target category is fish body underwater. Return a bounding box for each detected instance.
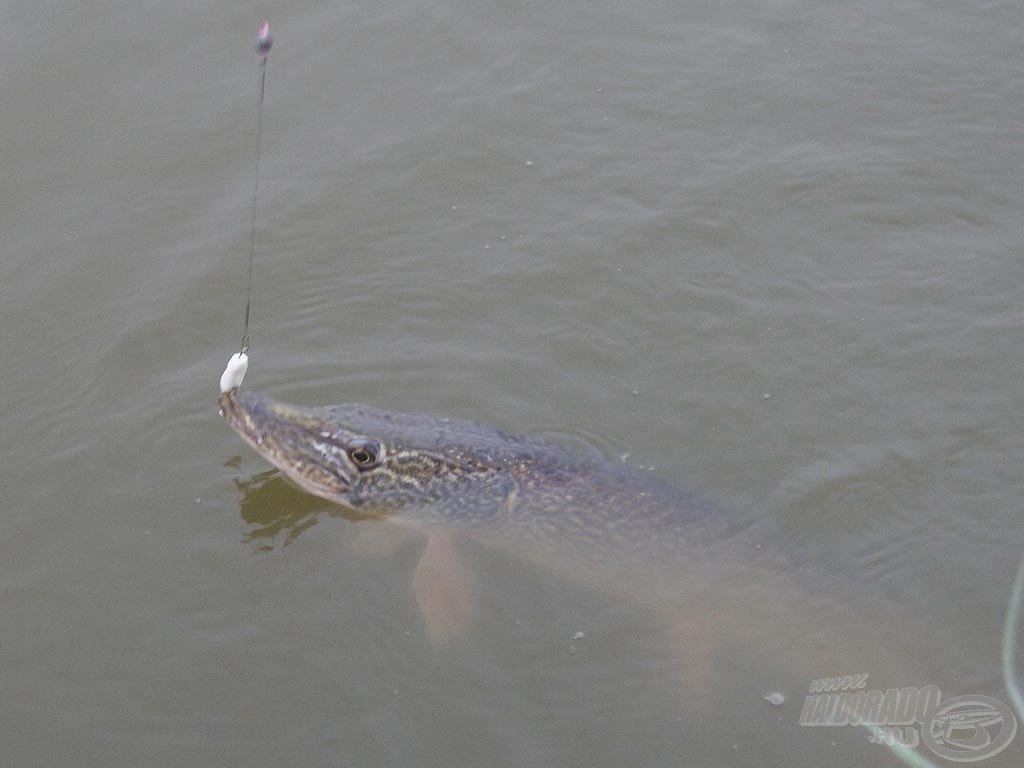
[219,387,730,560]
[218,381,927,705]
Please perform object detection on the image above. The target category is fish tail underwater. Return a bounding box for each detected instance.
[218,352,1024,767]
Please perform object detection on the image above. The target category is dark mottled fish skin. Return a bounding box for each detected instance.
[218,387,930,698]
[219,388,734,570]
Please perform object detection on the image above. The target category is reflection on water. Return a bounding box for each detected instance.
[230,462,369,550]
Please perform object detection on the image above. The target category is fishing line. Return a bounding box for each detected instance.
[1002,545,1024,721]
[880,545,1024,768]
[868,543,1024,768]
[241,21,273,354]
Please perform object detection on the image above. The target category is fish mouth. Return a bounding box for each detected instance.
[219,388,353,502]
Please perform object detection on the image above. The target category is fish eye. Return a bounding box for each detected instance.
[347,438,382,469]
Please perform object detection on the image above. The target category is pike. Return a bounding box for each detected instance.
[217,376,723,561]
[216,357,921,701]
[218,361,734,642]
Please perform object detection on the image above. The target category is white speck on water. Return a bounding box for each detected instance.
[572,631,585,640]
[484,244,490,249]
[764,692,785,706]
[618,452,630,462]
[631,389,639,395]
[451,205,457,210]
[525,160,534,167]
[763,393,770,399]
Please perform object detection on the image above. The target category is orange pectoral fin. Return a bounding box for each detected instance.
[413,533,476,647]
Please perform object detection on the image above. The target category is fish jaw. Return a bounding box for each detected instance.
[219,388,356,505]
[218,388,521,523]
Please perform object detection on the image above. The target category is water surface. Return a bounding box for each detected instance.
[2,1,1023,766]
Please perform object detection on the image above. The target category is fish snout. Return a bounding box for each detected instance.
[219,389,355,501]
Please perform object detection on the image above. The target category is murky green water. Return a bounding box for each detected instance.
[3,1,1023,765]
